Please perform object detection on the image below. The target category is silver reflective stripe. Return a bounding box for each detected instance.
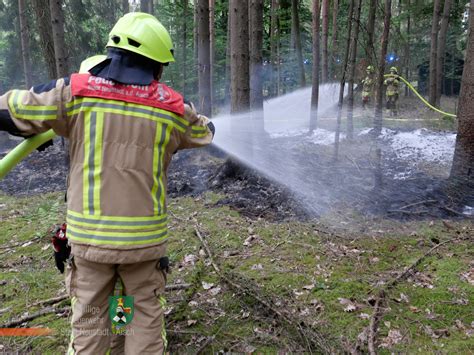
[88,112,97,215]
[156,124,168,214]
[67,213,167,226]
[67,101,187,130]
[69,230,168,242]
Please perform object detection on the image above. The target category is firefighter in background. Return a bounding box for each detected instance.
[0,12,214,354]
[384,66,400,116]
[361,65,375,109]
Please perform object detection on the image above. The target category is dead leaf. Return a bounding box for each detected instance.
[187,319,197,327]
[460,268,474,285]
[302,284,315,291]
[338,298,357,312]
[184,254,197,265]
[241,311,250,319]
[359,313,370,320]
[209,286,221,296]
[251,264,263,270]
[380,329,403,348]
[202,281,214,290]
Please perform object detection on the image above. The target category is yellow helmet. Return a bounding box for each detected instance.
[366,65,375,73]
[390,66,398,74]
[106,12,174,64]
[79,55,107,73]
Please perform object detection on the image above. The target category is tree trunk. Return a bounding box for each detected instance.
[373,0,391,136]
[366,0,377,67]
[346,0,362,141]
[224,6,231,103]
[209,0,215,108]
[291,0,306,87]
[33,0,57,79]
[49,0,69,77]
[182,0,188,95]
[122,0,129,14]
[249,0,264,111]
[270,0,280,96]
[230,0,250,113]
[140,0,153,14]
[404,0,410,97]
[310,0,321,132]
[436,0,452,107]
[321,0,329,83]
[18,0,33,88]
[197,0,212,117]
[428,0,442,106]
[330,0,338,80]
[449,0,474,194]
[334,0,354,160]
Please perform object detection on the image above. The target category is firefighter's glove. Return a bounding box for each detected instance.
[37,139,53,152]
[51,223,70,273]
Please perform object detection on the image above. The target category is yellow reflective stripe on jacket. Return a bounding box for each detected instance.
[190,125,209,138]
[152,123,171,215]
[8,90,58,120]
[67,225,168,246]
[67,212,167,231]
[68,209,166,222]
[66,97,189,132]
[82,111,104,215]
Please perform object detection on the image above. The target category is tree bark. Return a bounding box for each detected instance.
[366,0,377,67]
[310,0,321,132]
[122,0,129,14]
[373,0,391,136]
[428,0,442,106]
[346,0,362,141]
[182,0,188,95]
[436,0,452,106]
[334,0,354,160]
[140,0,153,14]
[18,0,33,88]
[224,5,231,103]
[249,0,264,111]
[49,0,69,77]
[270,0,280,96]
[197,0,212,117]
[330,0,338,80]
[449,0,474,194]
[321,0,329,83]
[404,0,410,97]
[209,0,215,108]
[230,0,250,113]
[291,0,306,87]
[33,0,57,79]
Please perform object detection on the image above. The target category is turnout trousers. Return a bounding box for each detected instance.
[65,245,168,355]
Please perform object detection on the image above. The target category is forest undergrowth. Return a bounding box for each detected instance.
[0,192,472,354]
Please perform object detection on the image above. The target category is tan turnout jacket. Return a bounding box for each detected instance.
[0,75,213,263]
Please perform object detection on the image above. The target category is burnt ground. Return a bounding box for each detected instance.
[1,131,472,224]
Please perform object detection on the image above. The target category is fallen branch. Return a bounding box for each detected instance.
[398,199,437,210]
[30,295,69,307]
[2,307,70,328]
[0,236,42,251]
[194,225,337,354]
[367,237,457,354]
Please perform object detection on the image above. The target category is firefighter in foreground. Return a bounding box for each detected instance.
[0,12,214,354]
[361,65,375,109]
[384,66,400,116]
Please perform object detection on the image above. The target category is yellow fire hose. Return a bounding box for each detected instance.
[0,130,56,180]
[384,74,457,118]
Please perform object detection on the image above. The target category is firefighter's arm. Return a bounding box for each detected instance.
[0,78,70,138]
[176,102,215,150]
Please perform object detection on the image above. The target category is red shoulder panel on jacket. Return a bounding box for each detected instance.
[70,73,184,116]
